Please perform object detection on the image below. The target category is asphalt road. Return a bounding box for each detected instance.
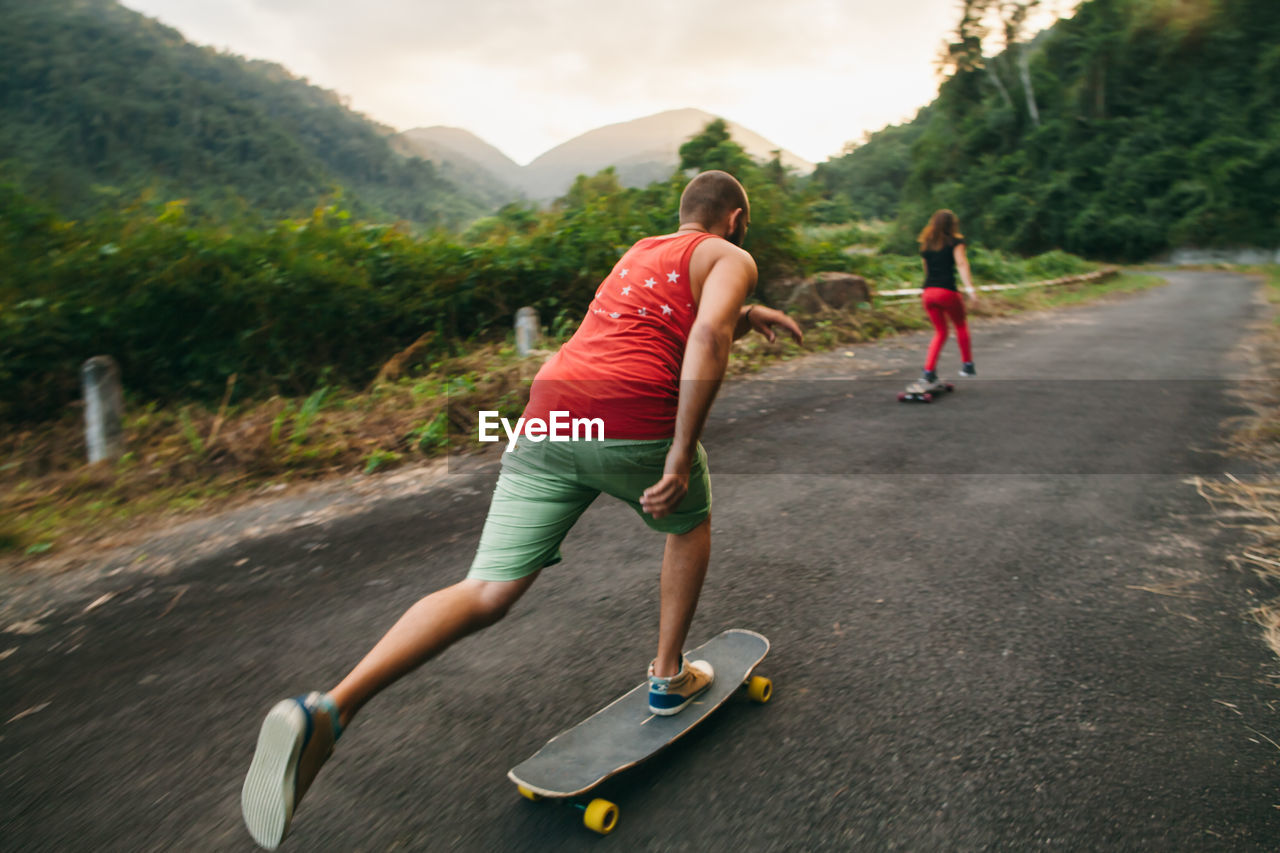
[3,272,1278,851]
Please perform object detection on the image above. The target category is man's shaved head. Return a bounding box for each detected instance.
[679,170,750,231]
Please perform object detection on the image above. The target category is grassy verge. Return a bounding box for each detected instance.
[0,270,1163,565]
[1192,265,1280,660]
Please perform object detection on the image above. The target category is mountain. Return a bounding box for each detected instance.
[400,110,815,203]
[392,127,525,206]
[0,0,488,225]
[396,127,525,187]
[518,108,815,200]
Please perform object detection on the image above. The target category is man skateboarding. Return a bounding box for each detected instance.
[240,170,803,849]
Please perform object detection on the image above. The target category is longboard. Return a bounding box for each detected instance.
[507,628,771,834]
[898,380,955,403]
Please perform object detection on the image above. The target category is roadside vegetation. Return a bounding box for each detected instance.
[1194,266,1280,662]
[0,264,1160,563]
[0,110,1166,563]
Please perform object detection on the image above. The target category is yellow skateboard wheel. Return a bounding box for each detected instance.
[746,675,772,704]
[583,798,619,835]
[516,785,542,801]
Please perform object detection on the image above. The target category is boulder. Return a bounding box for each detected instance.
[813,272,872,308]
[761,272,872,313]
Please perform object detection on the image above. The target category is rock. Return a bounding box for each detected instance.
[813,272,872,308]
[761,272,872,313]
[759,275,804,307]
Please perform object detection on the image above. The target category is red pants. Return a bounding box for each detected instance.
[922,288,972,371]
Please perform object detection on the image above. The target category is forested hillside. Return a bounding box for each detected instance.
[815,0,1280,259]
[0,0,486,225]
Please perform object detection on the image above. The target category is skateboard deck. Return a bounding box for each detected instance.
[508,628,771,832]
[898,380,955,403]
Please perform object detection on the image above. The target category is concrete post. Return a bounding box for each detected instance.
[515,306,540,356]
[82,356,124,463]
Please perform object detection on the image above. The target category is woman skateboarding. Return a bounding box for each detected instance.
[917,209,977,384]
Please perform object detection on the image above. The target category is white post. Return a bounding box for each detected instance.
[515,306,540,356]
[82,356,124,463]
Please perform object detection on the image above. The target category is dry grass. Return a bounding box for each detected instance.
[0,343,543,562]
[1195,474,1280,660]
[1191,265,1280,661]
[0,271,1164,565]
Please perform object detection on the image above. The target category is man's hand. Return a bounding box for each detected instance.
[640,448,692,519]
[746,305,804,344]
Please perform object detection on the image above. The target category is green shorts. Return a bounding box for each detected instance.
[467,438,712,582]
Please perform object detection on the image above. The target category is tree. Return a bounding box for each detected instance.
[940,0,1044,125]
[1003,1,1043,127]
[678,120,804,279]
[677,119,755,175]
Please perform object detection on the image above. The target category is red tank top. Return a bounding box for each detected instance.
[522,231,717,439]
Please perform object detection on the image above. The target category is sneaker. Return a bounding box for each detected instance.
[959,362,977,377]
[648,656,715,715]
[922,369,939,385]
[241,692,343,850]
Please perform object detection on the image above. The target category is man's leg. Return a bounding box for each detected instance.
[243,438,594,849]
[594,439,713,683]
[329,437,594,724]
[651,518,711,677]
[241,575,537,849]
[330,574,538,727]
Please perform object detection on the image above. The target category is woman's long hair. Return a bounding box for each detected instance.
[917,209,963,252]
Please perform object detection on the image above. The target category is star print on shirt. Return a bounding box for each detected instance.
[620,268,629,278]
[621,285,632,296]
[660,304,673,315]
[609,312,620,319]
[667,271,680,283]
[637,307,647,315]
[644,278,656,288]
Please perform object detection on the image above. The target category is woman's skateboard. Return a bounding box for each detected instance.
[898,379,955,403]
[507,628,772,834]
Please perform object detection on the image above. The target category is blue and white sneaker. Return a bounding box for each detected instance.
[648,656,714,715]
[241,692,343,850]
[922,369,939,385]
[959,362,977,377]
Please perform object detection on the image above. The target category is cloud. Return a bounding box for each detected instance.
[120,0,1008,163]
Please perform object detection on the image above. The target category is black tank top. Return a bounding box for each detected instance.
[921,238,964,290]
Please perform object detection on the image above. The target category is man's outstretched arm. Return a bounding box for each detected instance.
[734,303,804,343]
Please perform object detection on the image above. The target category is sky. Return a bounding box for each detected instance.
[120,0,1070,166]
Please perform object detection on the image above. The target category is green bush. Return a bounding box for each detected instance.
[0,143,808,422]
